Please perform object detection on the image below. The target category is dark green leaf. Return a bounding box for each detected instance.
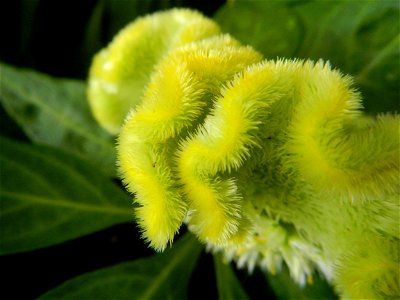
[0,137,131,254]
[0,63,117,176]
[214,1,301,59]
[19,0,40,59]
[265,265,337,300]
[214,254,250,300]
[81,0,105,66]
[215,0,400,113]
[103,0,155,39]
[292,0,400,113]
[39,234,202,300]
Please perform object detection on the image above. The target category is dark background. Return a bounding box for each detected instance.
[1,0,225,79]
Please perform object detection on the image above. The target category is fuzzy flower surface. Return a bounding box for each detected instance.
[87,9,400,299]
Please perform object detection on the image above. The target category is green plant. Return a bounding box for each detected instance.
[1,1,399,299]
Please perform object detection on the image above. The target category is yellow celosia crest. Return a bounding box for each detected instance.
[88,9,400,299]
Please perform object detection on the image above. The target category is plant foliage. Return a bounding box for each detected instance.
[0,1,398,299]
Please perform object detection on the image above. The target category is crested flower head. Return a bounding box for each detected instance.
[88,8,400,299]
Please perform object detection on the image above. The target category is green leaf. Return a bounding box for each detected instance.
[0,137,132,254]
[265,265,337,300]
[103,0,183,39]
[292,0,399,113]
[214,0,400,113]
[103,0,155,39]
[19,0,41,59]
[0,63,117,176]
[81,0,105,67]
[214,1,301,59]
[214,254,250,300]
[39,233,202,300]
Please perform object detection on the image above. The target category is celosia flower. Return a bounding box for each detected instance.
[88,9,400,299]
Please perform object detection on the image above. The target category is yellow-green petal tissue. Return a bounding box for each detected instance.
[88,9,221,134]
[88,8,400,299]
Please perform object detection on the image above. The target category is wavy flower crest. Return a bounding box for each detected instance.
[88,9,400,299]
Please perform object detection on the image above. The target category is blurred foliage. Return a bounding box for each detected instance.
[265,265,337,300]
[1,64,116,176]
[0,136,130,254]
[215,0,400,113]
[1,0,223,78]
[0,0,398,299]
[40,234,202,300]
[214,254,250,300]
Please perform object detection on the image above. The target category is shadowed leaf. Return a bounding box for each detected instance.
[214,254,250,300]
[39,234,202,300]
[0,137,131,254]
[0,63,117,176]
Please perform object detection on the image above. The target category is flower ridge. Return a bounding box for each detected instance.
[88,9,400,299]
